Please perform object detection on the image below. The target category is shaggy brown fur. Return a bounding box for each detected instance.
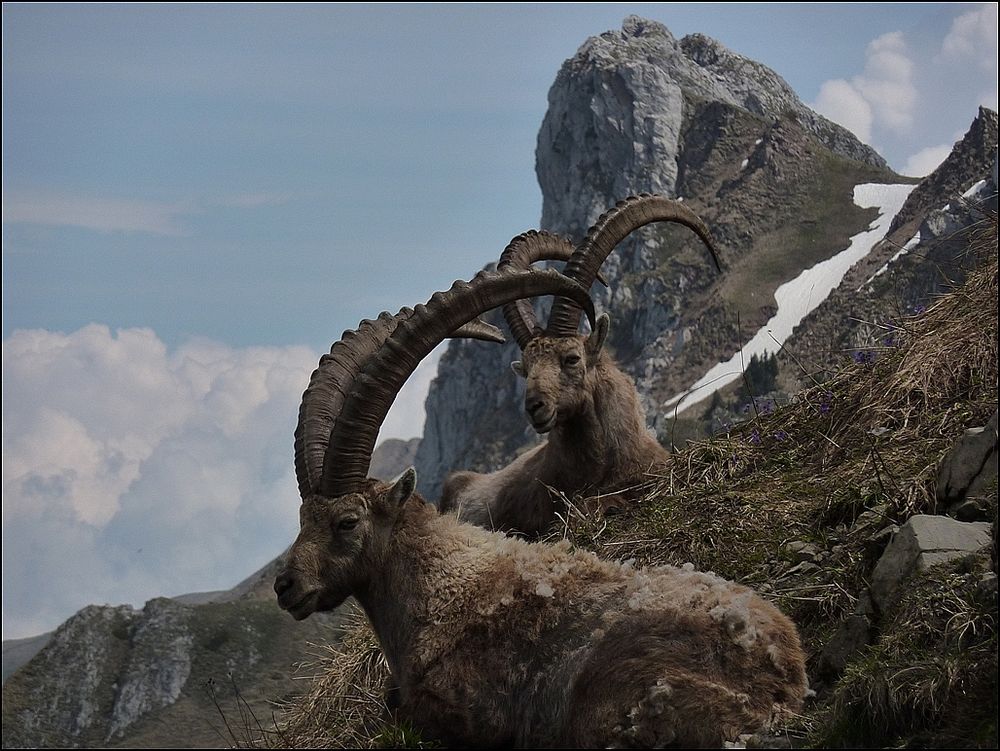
[440,316,669,535]
[275,470,808,748]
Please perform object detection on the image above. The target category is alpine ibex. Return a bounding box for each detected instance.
[440,194,723,535]
[274,268,807,747]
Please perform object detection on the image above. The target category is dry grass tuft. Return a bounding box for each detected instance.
[272,609,393,749]
[229,607,398,749]
[815,549,997,747]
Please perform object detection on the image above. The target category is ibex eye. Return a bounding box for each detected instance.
[337,518,359,531]
[563,354,581,366]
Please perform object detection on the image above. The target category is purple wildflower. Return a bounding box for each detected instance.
[819,392,833,414]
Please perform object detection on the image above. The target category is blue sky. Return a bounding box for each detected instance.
[2,3,997,639]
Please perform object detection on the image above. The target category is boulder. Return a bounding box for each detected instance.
[937,410,998,508]
[870,514,993,613]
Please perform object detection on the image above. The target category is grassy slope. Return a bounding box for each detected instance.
[565,218,998,747]
[249,219,996,748]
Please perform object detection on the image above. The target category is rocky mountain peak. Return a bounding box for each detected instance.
[888,105,998,236]
[537,16,885,239]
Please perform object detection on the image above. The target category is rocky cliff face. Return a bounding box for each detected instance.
[2,577,338,748]
[369,437,421,482]
[536,16,884,238]
[416,15,896,498]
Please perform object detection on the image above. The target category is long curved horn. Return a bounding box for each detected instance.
[546,194,723,337]
[294,313,503,498]
[497,231,574,349]
[318,269,597,498]
[497,231,609,350]
[453,319,506,343]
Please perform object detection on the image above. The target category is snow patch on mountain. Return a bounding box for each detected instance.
[664,182,915,414]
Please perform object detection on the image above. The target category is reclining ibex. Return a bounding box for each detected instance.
[274,267,807,748]
[440,194,722,535]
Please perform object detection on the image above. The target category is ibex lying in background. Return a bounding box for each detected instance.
[274,268,807,747]
[441,194,723,535]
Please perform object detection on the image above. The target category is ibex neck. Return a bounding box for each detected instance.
[550,405,606,470]
[548,362,649,485]
[355,504,497,676]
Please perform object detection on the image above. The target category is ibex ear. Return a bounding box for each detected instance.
[388,468,416,508]
[510,360,526,378]
[585,313,610,357]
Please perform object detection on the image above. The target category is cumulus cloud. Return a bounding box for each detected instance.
[814,79,874,143]
[1,325,319,638]
[941,3,999,75]
[811,31,917,144]
[1,324,440,638]
[854,32,917,132]
[902,143,954,177]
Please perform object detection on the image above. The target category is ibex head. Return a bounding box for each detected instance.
[499,194,722,435]
[275,269,596,618]
[274,470,416,620]
[511,314,609,433]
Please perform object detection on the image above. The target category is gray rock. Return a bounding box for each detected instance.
[783,540,821,563]
[952,496,994,523]
[818,591,875,680]
[780,561,820,579]
[865,524,899,561]
[937,410,998,505]
[870,515,993,613]
[975,572,998,604]
[105,599,192,739]
[370,437,421,482]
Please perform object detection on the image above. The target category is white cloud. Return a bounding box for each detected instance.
[902,143,954,177]
[1,325,318,638]
[811,31,917,144]
[1,191,292,236]
[1,323,443,638]
[855,32,916,132]
[941,3,999,76]
[814,79,874,143]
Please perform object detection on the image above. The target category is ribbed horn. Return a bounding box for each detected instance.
[497,231,574,349]
[295,313,502,499]
[453,319,506,343]
[497,230,610,350]
[546,194,722,337]
[319,269,596,498]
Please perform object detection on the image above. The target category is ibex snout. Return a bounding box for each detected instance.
[524,388,556,433]
[273,569,295,600]
[273,565,319,620]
